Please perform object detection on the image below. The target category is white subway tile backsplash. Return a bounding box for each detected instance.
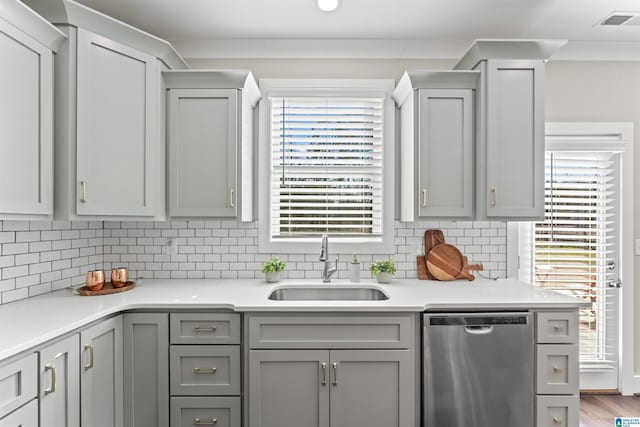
[0,219,507,305]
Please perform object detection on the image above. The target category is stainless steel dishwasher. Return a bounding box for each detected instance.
[423,312,534,427]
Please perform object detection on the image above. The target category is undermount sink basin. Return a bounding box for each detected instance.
[268,286,389,301]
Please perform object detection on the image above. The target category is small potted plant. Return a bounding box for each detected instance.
[370,259,396,284]
[262,257,286,283]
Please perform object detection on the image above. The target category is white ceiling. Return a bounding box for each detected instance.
[72,0,640,59]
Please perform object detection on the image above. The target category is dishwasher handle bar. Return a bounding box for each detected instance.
[464,325,494,335]
[425,313,530,327]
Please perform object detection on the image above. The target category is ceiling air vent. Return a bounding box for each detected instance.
[601,12,640,26]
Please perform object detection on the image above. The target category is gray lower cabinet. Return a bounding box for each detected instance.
[248,349,412,427]
[39,334,80,427]
[80,315,124,427]
[170,397,241,427]
[0,400,38,427]
[0,353,37,423]
[123,313,169,427]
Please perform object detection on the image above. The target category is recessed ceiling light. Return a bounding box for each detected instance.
[318,0,339,12]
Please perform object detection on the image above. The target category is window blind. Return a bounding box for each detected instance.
[525,151,618,365]
[270,97,384,238]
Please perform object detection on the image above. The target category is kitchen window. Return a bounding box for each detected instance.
[258,80,395,254]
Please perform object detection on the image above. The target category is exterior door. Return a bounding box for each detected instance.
[248,350,329,427]
[329,350,413,427]
[80,316,123,427]
[76,29,157,216]
[417,89,473,218]
[168,89,238,217]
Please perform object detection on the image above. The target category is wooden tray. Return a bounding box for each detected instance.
[77,281,136,296]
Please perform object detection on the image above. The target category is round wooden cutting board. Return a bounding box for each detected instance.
[426,243,465,281]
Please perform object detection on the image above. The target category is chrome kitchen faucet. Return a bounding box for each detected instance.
[319,234,338,283]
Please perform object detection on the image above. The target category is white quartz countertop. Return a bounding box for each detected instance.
[0,277,587,361]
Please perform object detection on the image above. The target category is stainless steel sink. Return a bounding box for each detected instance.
[268,286,389,301]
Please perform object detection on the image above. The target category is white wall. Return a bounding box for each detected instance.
[544,61,640,376]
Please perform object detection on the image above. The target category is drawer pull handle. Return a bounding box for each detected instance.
[553,324,564,332]
[421,189,427,208]
[194,367,217,374]
[229,188,235,208]
[332,362,338,385]
[84,344,94,370]
[321,362,327,385]
[552,416,562,425]
[45,364,56,395]
[490,187,497,207]
[193,325,217,332]
[553,366,563,374]
[194,418,217,425]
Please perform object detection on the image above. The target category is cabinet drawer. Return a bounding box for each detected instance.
[0,354,37,418]
[536,344,579,395]
[170,397,240,427]
[170,346,240,395]
[170,313,240,344]
[0,399,37,427]
[536,395,578,427]
[536,312,578,344]
[248,314,414,349]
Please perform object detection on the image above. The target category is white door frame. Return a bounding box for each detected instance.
[507,122,635,394]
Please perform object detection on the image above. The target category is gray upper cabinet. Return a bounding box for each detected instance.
[22,0,188,220]
[455,39,566,220]
[393,71,478,221]
[164,71,261,220]
[0,0,65,219]
[168,89,238,217]
[80,316,123,427]
[75,29,158,217]
[39,334,80,427]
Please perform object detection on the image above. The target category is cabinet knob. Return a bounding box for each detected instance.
[194,418,217,425]
[553,324,564,332]
[553,366,563,374]
[552,416,562,425]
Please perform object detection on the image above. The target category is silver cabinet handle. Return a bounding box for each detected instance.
[193,367,217,374]
[44,364,56,395]
[552,417,562,425]
[321,363,327,385]
[80,181,87,203]
[553,324,564,332]
[490,187,497,207]
[421,189,427,208]
[229,188,235,208]
[84,344,94,370]
[194,419,217,425]
[193,325,217,332]
[332,362,337,385]
[553,366,563,374]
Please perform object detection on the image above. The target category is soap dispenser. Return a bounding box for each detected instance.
[349,254,361,283]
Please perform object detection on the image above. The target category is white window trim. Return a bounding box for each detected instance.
[257,79,396,254]
[506,122,635,394]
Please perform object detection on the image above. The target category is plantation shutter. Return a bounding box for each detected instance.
[520,151,618,366]
[270,97,384,238]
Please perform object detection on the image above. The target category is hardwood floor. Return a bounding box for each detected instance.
[581,395,640,427]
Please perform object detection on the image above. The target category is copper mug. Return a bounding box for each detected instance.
[85,270,106,291]
[111,267,129,288]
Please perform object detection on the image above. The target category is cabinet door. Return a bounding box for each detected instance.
[417,89,473,218]
[80,316,123,427]
[248,350,329,427]
[76,29,158,216]
[123,313,168,427]
[485,59,544,218]
[0,19,53,216]
[168,89,238,217]
[329,350,414,427]
[39,334,80,427]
